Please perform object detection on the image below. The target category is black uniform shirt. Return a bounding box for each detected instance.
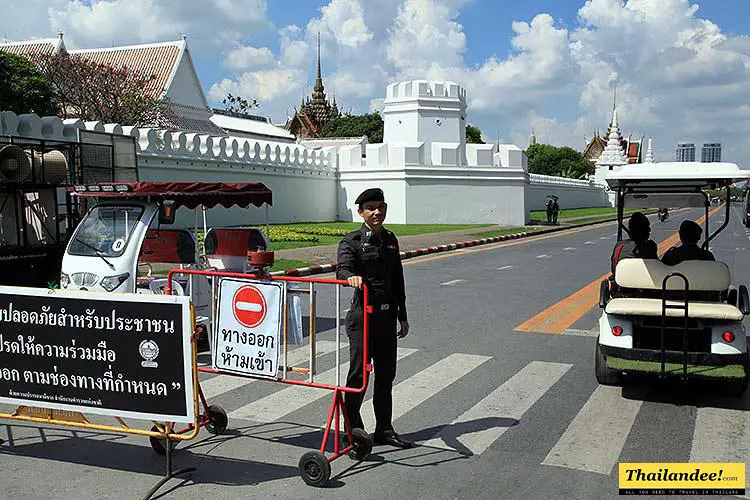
[336,225,407,321]
[662,243,715,266]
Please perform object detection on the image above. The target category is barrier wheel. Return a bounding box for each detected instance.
[149,426,177,456]
[205,405,228,435]
[298,451,331,487]
[347,428,373,461]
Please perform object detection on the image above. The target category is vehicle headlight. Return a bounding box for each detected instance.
[100,273,130,292]
[60,273,70,289]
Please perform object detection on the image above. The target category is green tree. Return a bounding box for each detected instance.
[466,124,484,144]
[320,112,384,142]
[0,51,59,116]
[222,93,259,114]
[525,143,593,178]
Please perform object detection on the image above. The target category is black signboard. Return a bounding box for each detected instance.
[0,286,194,423]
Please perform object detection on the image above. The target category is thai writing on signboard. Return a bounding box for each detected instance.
[0,286,194,423]
[213,278,283,379]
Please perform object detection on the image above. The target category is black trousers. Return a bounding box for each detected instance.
[344,304,397,434]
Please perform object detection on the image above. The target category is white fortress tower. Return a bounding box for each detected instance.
[382,80,469,165]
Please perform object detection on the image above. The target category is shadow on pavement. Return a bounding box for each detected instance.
[0,424,298,490]
[620,377,749,410]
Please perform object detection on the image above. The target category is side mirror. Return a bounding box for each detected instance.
[158,201,177,225]
[739,285,750,315]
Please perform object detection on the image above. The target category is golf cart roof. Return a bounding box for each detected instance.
[605,162,750,191]
[69,182,273,209]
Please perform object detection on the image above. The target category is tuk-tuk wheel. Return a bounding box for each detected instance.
[149,425,178,455]
[298,451,331,487]
[205,405,228,435]
[595,342,622,386]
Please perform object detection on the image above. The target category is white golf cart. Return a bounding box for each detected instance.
[60,182,273,335]
[597,162,750,395]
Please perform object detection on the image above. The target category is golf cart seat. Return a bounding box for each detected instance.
[605,259,743,321]
[203,227,269,272]
[136,229,196,289]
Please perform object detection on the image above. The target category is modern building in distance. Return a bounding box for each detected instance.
[701,143,722,162]
[676,143,696,162]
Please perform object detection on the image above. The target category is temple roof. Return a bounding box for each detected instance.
[0,37,64,58]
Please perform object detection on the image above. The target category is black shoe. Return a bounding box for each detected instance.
[372,430,415,448]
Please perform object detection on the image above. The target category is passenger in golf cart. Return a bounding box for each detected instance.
[597,162,750,396]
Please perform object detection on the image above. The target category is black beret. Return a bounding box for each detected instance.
[355,188,385,205]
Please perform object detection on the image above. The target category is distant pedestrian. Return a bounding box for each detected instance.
[546,199,554,223]
[552,200,560,224]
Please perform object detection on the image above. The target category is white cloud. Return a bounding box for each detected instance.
[223,45,275,71]
[4,0,271,49]
[308,0,372,48]
[209,68,304,103]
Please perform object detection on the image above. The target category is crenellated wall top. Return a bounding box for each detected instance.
[0,110,335,170]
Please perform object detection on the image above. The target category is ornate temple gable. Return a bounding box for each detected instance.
[285,33,341,139]
[583,134,607,164]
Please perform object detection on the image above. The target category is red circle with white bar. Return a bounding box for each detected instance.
[232,285,267,328]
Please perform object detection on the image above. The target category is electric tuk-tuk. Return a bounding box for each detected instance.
[60,182,273,336]
[597,162,750,395]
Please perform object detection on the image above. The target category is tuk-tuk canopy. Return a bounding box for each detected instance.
[605,162,750,191]
[69,182,273,209]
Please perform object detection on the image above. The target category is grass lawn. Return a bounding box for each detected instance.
[606,356,747,379]
[530,207,652,221]
[145,258,316,276]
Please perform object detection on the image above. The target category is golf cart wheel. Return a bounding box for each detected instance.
[595,342,622,386]
[347,428,373,461]
[205,405,228,435]
[149,425,177,455]
[298,451,331,487]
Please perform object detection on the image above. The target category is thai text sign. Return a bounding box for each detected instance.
[213,278,282,379]
[0,286,194,423]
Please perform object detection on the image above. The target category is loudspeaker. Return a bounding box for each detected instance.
[31,149,68,184]
[0,145,31,183]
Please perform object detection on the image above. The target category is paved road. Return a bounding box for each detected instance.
[1,207,748,499]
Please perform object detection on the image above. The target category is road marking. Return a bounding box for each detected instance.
[562,328,599,337]
[228,348,418,422]
[536,254,551,259]
[690,407,750,465]
[200,340,347,399]
[542,385,642,475]
[599,236,610,240]
[584,241,595,245]
[361,353,492,431]
[497,265,513,271]
[562,247,576,251]
[422,361,571,455]
[515,208,721,334]
[441,279,467,286]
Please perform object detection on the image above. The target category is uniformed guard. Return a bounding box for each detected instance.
[336,187,414,449]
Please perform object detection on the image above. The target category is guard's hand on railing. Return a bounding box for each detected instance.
[397,320,410,339]
[347,276,364,290]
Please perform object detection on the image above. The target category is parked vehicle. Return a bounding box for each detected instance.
[61,181,273,336]
[597,162,750,395]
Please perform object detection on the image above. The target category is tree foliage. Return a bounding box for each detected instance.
[320,113,384,142]
[38,52,176,127]
[525,143,594,179]
[466,124,484,144]
[321,113,486,145]
[0,51,59,116]
[222,93,259,114]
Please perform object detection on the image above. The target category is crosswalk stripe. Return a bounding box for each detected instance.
[542,385,642,475]
[422,361,571,455]
[690,407,750,464]
[200,340,347,399]
[228,348,418,423]
[361,353,491,431]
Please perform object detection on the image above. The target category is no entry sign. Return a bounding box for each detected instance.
[232,285,267,328]
[213,278,283,379]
